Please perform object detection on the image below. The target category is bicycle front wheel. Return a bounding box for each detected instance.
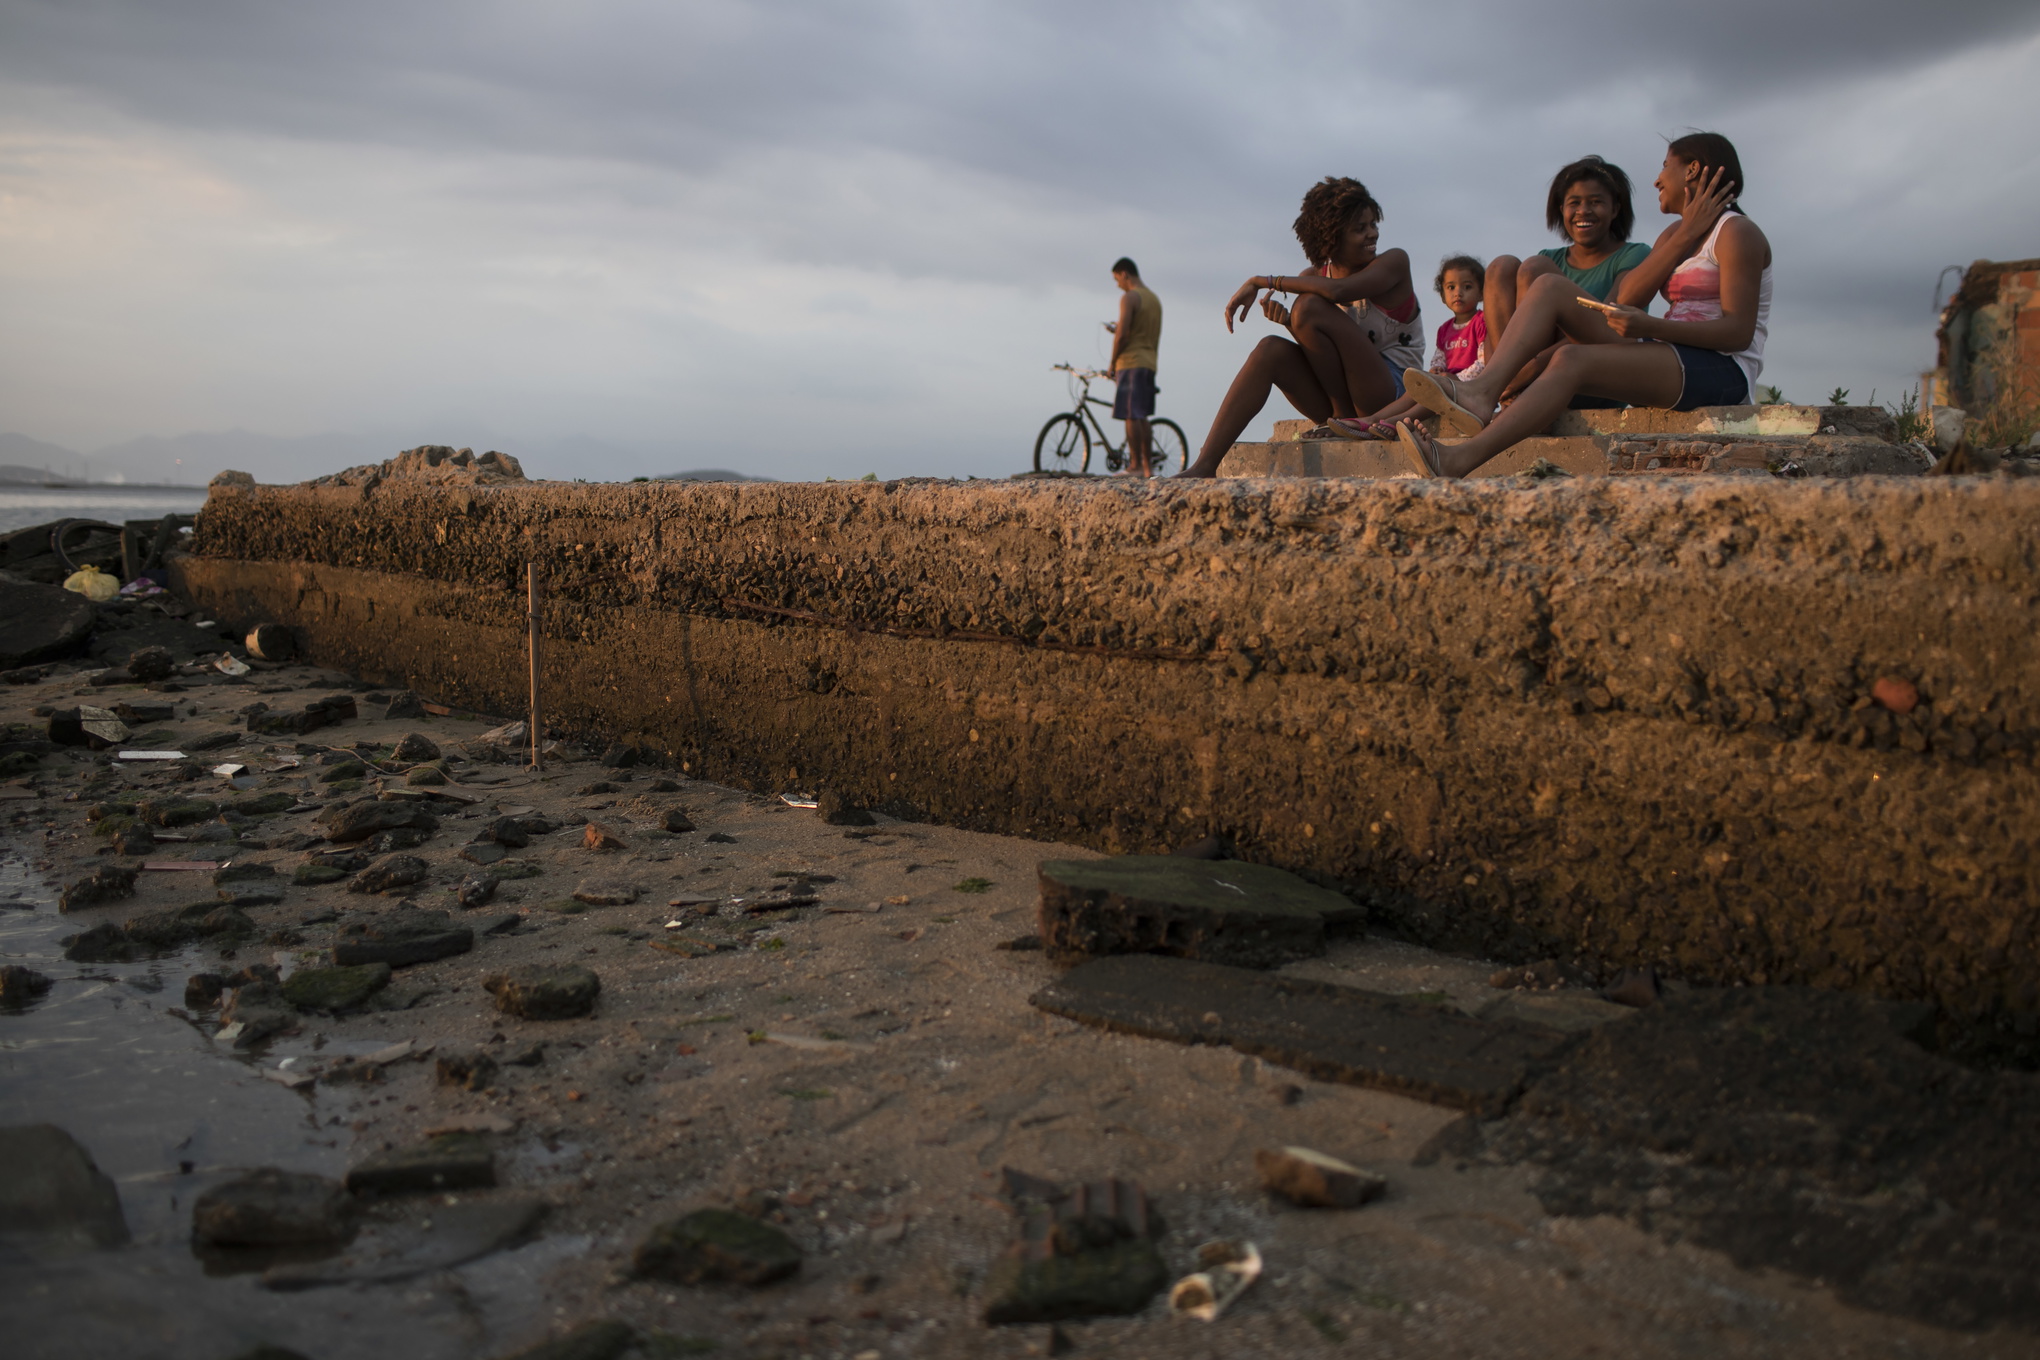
[1147,419,1189,475]
[1033,413,1091,474]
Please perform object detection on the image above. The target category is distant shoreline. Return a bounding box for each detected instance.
[0,480,206,492]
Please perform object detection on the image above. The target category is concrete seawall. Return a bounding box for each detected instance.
[175,474,2040,1020]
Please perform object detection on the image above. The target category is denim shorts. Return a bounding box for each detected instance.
[1669,344,1752,410]
[1112,367,1156,420]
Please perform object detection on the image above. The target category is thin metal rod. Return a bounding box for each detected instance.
[527,562,544,771]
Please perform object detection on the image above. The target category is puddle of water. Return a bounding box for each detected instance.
[0,843,564,1360]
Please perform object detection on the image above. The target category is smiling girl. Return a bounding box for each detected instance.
[1178,177,1420,477]
[1397,132,1771,478]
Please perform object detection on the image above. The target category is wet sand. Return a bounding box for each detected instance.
[2,659,2029,1359]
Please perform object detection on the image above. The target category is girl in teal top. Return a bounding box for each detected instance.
[1536,237,1651,302]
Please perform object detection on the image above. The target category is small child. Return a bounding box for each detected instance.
[1319,255,1486,438]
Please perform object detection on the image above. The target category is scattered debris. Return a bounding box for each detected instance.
[1254,1146,1385,1208]
[981,1169,1167,1325]
[1168,1240,1262,1321]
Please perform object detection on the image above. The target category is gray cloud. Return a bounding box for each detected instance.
[0,0,2036,480]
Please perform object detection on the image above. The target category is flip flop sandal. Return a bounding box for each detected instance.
[1402,369,1488,438]
[1396,420,1442,477]
[1301,418,1375,441]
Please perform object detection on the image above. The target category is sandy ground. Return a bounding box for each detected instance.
[3,658,2031,1360]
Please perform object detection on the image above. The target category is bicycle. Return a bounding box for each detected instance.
[1033,364,1189,475]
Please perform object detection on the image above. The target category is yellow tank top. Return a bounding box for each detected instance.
[1114,282,1162,372]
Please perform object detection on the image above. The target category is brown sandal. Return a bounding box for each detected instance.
[1402,369,1490,438]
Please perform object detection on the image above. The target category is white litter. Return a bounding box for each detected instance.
[779,793,820,809]
[213,654,251,677]
[1170,1241,1263,1322]
[118,751,186,762]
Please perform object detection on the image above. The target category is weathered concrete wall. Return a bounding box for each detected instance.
[175,475,2040,1018]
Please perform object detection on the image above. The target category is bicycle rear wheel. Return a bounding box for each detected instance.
[1033,413,1091,474]
[1147,419,1189,475]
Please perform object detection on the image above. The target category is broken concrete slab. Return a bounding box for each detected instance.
[1477,990,1638,1033]
[331,909,473,967]
[980,1170,1167,1325]
[343,1132,496,1197]
[634,1208,801,1286]
[0,1124,130,1249]
[1036,855,1360,969]
[0,582,95,670]
[347,853,430,895]
[319,799,438,844]
[1030,955,1572,1115]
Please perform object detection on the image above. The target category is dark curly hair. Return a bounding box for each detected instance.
[1545,156,1636,243]
[1667,131,1744,211]
[1434,255,1484,296]
[1293,177,1381,267]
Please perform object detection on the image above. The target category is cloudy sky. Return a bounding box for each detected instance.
[2,1,2036,484]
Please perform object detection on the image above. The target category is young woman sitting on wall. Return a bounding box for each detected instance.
[1178,177,1422,478]
[1396,132,1771,478]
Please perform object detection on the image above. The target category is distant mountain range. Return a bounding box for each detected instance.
[0,430,770,486]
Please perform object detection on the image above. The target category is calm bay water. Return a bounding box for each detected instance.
[0,484,208,534]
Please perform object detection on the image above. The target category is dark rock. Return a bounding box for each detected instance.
[281,962,392,1013]
[390,732,440,763]
[321,799,438,844]
[136,796,219,827]
[192,1169,352,1247]
[63,923,144,963]
[493,859,544,880]
[244,623,297,662]
[221,982,298,1046]
[47,704,130,749]
[318,760,368,783]
[661,809,696,834]
[1254,1146,1386,1208]
[229,792,298,816]
[345,1133,496,1196]
[111,699,175,723]
[705,832,736,844]
[126,646,175,682]
[980,1171,1166,1325]
[348,853,430,895]
[1031,955,1571,1116]
[383,691,426,719]
[228,964,281,988]
[456,874,498,909]
[503,1042,546,1066]
[189,729,241,751]
[58,865,138,913]
[185,973,227,1008]
[218,887,286,907]
[0,1124,130,1248]
[483,964,599,1020]
[498,1320,636,1360]
[251,694,358,737]
[817,790,874,826]
[0,582,95,669]
[0,964,54,1008]
[293,862,349,886]
[582,822,627,850]
[996,935,1044,952]
[260,1195,545,1289]
[600,745,640,769]
[634,1208,801,1286]
[215,861,278,887]
[571,880,639,907]
[1170,835,1229,860]
[1036,855,1360,969]
[646,778,681,793]
[332,910,473,967]
[435,1051,499,1091]
[404,764,447,786]
[1601,967,1662,1009]
[575,781,621,796]
[113,823,153,861]
[460,842,508,866]
[478,816,531,848]
[365,825,433,854]
[479,914,523,936]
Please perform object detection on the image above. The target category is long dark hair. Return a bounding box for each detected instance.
[1545,156,1636,242]
[1667,132,1744,210]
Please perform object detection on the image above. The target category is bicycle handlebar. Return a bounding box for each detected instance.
[1052,363,1111,380]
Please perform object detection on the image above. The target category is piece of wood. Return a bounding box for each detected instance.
[1030,955,1572,1115]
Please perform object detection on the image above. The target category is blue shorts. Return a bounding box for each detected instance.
[1669,344,1752,410]
[1112,367,1156,421]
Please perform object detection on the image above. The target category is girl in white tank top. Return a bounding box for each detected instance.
[1662,209,1773,397]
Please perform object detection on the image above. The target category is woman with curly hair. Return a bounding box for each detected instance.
[1397,132,1770,478]
[1178,177,1420,478]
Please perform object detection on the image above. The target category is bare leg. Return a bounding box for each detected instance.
[1181,336,1328,478]
[1287,293,1401,419]
[1484,255,1522,339]
[1415,340,1684,476]
[1454,272,1628,416]
[1125,418,1152,476]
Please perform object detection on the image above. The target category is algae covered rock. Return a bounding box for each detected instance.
[228,792,298,817]
[320,799,438,844]
[484,964,599,1019]
[634,1208,801,1286]
[332,909,472,967]
[58,865,138,913]
[281,962,392,1013]
[345,1132,495,1196]
[348,853,430,895]
[192,1168,353,1247]
[294,862,350,886]
[136,797,219,828]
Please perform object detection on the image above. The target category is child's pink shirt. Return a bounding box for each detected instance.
[1432,311,1486,376]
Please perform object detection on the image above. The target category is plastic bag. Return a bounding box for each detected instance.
[63,567,120,601]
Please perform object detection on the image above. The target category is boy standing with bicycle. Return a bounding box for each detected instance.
[1106,257,1163,476]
